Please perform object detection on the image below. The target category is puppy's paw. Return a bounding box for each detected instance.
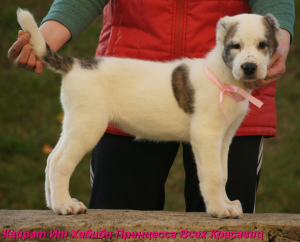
[231,200,243,214]
[53,198,87,215]
[207,203,242,219]
[225,199,243,214]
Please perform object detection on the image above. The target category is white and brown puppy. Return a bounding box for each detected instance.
[17,9,281,218]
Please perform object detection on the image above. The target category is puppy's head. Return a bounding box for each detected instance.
[216,14,282,82]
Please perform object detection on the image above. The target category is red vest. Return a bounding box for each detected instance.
[95,0,277,137]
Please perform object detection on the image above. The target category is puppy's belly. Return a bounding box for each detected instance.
[112,112,191,142]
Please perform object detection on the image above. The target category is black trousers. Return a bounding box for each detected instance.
[89,133,263,213]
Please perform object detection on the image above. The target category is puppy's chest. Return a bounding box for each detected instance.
[223,97,249,120]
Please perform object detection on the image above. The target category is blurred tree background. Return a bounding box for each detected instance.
[0,1,299,213]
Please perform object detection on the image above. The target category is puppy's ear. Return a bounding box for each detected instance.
[264,14,280,31]
[264,14,283,43]
[216,16,234,44]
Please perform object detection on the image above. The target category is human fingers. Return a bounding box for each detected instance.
[18,30,25,38]
[243,80,261,89]
[244,75,281,90]
[9,32,44,73]
[244,77,279,90]
[15,44,33,68]
[34,59,45,74]
[21,47,45,73]
[265,47,286,82]
[7,32,31,62]
[23,48,38,72]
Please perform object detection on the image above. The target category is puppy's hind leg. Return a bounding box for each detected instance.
[45,137,63,209]
[48,108,109,215]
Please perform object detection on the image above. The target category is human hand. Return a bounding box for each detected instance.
[8,30,44,74]
[244,29,290,90]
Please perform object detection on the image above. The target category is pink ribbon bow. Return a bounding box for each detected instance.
[204,66,264,125]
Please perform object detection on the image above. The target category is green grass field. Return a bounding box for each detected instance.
[1,1,299,213]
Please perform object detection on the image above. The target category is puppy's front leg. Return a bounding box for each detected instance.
[190,128,241,218]
[220,125,243,215]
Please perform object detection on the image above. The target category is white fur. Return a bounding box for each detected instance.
[17,9,281,218]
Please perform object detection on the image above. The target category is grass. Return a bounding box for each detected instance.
[0,1,299,214]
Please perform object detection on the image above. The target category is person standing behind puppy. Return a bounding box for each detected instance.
[8,0,294,213]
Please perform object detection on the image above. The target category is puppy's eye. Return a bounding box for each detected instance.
[258,42,268,49]
[231,44,241,49]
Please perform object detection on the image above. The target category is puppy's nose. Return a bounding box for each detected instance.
[241,63,257,75]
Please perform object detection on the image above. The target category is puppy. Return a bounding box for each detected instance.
[17,9,281,218]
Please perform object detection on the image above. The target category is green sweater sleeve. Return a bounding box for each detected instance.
[249,0,295,41]
[43,0,295,42]
[41,0,108,40]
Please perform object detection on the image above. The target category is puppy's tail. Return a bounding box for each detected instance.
[17,8,74,75]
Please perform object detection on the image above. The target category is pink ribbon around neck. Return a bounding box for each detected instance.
[204,66,264,125]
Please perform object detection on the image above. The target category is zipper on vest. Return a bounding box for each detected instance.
[174,0,185,59]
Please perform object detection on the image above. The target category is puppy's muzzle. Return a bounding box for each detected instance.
[241,63,257,75]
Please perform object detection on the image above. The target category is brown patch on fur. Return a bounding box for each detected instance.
[223,22,239,45]
[79,58,100,70]
[222,22,239,69]
[263,15,280,56]
[44,43,74,74]
[171,64,195,114]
